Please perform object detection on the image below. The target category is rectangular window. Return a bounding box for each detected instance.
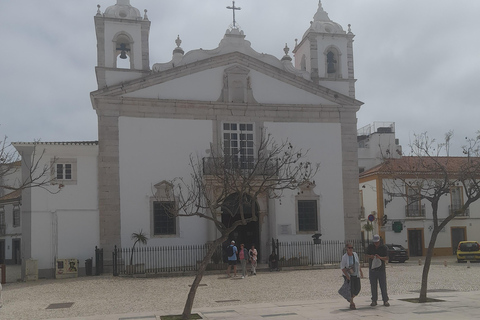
[13,205,20,228]
[450,187,463,210]
[56,163,72,180]
[406,186,423,217]
[298,200,318,232]
[223,122,254,169]
[51,158,77,185]
[0,207,5,235]
[153,201,176,235]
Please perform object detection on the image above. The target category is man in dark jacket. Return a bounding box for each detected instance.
[366,234,390,307]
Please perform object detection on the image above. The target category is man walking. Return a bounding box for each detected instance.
[366,234,390,306]
[226,240,238,277]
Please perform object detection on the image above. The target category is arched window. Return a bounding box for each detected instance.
[300,55,307,71]
[325,47,341,78]
[113,32,134,69]
[327,51,337,74]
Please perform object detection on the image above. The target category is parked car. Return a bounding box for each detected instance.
[456,241,480,263]
[386,244,409,263]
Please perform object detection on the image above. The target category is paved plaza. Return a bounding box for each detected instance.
[1,256,479,319]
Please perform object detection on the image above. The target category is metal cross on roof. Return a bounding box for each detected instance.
[226,1,241,28]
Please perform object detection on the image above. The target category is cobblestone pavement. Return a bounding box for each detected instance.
[1,256,479,319]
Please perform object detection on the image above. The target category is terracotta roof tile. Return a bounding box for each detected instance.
[360,157,480,178]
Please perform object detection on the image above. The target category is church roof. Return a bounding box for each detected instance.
[360,157,480,179]
[93,51,363,107]
[13,141,98,146]
[153,29,310,81]
[0,189,21,205]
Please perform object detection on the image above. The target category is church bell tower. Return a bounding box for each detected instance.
[94,0,151,88]
[293,1,356,98]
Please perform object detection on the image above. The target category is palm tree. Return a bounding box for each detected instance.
[130,230,148,266]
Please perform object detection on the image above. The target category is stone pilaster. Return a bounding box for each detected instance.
[97,113,121,253]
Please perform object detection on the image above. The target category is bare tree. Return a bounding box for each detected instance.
[0,136,61,196]
[381,131,480,302]
[160,131,318,319]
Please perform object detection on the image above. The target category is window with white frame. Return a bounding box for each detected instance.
[153,201,176,235]
[151,181,178,237]
[450,186,464,214]
[223,122,255,169]
[406,186,423,217]
[13,205,20,227]
[0,206,5,235]
[296,182,319,233]
[52,158,77,185]
[297,200,318,232]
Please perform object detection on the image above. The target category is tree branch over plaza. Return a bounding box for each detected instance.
[381,131,480,303]
[158,130,319,319]
[0,136,62,196]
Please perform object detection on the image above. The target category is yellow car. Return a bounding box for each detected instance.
[457,241,480,263]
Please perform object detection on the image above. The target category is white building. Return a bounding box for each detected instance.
[359,157,480,258]
[357,121,402,174]
[0,161,22,265]
[11,1,364,278]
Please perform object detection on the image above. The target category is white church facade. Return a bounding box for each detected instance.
[4,1,363,278]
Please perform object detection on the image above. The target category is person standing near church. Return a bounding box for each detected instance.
[238,243,249,279]
[340,242,363,310]
[366,234,390,307]
[249,244,258,275]
[226,240,238,277]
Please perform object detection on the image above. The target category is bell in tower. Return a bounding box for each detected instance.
[94,1,151,88]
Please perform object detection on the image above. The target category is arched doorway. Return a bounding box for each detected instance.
[221,193,260,258]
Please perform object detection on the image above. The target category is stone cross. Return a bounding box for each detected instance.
[226,1,241,28]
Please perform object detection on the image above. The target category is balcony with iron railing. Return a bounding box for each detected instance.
[202,157,278,176]
[449,205,470,217]
[405,204,426,218]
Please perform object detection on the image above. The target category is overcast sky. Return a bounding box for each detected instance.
[1,0,479,155]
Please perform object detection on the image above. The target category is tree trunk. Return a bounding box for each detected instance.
[182,235,228,319]
[419,229,439,302]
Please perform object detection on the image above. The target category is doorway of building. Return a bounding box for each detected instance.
[221,193,260,259]
[12,238,21,265]
[451,227,466,254]
[408,229,423,257]
[0,239,5,264]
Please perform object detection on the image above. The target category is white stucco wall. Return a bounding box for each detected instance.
[118,117,212,247]
[250,70,333,105]
[28,144,99,270]
[124,68,223,101]
[264,122,345,241]
[123,66,335,105]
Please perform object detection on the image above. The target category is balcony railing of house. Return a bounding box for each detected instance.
[449,205,470,217]
[0,224,5,236]
[405,204,426,217]
[203,157,278,176]
[112,239,367,276]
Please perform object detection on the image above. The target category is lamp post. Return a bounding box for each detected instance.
[311,233,322,265]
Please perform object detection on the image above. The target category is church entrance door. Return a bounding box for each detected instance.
[221,193,260,259]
